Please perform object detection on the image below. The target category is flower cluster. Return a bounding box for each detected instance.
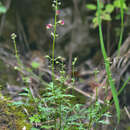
[46,19,64,30]
[46,20,64,30]
[46,0,64,31]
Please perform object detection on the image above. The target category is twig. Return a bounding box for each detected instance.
[124,106,130,120]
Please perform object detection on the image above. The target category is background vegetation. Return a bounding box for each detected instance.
[0,0,130,129]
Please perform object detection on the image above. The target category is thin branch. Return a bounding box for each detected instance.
[124,106,130,120]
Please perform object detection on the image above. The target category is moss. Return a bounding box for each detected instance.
[0,93,32,129]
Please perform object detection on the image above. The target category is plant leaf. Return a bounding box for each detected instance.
[86,4,97,10]
[105,4,114,13]
[31,61,40,69]
[114,0,127,9]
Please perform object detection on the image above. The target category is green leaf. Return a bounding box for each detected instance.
[19,92,28,96]
[31,128,40,130]
[22,87,30,93]
[114,0,120,8]
[114,0,127,9]
[11,101,24,106]
[41,125,54,129]
[29,114,41,123]
[86,4,97,10]
[31,61,40,69]
[92,17,99,28]
[105,4,114,13]
[102,13,111,21]
[0,2,6,14]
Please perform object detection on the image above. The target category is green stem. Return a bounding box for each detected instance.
[13,39,21,66]
[51,0,58,128]
[97,0,120,123]
[118,76,130,96]
[117,0,124,56]
[52,0,58,81]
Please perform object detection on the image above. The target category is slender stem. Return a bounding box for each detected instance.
[52,0,58,81]
[13,39,21,65]
[107,21,111,56]
[97,0,120,123]
[117,0,124,56]
[118,76,130,96]
[59,100,62,129]
[107,0,111,56]
[51,0,58,128]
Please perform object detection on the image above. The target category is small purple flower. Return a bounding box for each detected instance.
[56,10,60,15]
[46,24,53,29]
[58,20,64,25]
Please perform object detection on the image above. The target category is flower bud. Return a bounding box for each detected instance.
[56,10,60,15]
[58,20,64,25]
[11,33,17,40]
[46,24,53,29]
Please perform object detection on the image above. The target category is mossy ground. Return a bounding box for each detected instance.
[0,93,32,130]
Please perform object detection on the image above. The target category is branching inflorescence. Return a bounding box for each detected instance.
[46,0,64,81]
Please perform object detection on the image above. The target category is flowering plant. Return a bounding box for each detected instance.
[46,0,64,80]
